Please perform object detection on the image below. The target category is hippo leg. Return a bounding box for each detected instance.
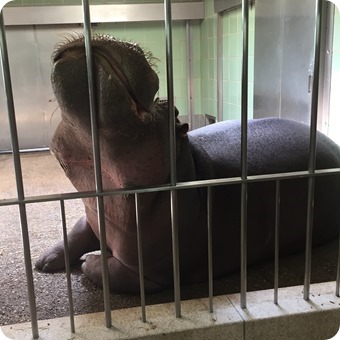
[81,254,164,293]
[35,216,100,272]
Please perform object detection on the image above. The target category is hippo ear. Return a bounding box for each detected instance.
[177,122,189,137]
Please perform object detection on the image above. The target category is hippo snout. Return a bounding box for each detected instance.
[51,34,159,129]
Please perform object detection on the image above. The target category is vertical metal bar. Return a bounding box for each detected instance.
[217,12,223,122]
[185,20,193,129]
[336,230,340,297]
[317,1,334,133]
[170,190,181,317]
[303,0,322,301]
[274,181,280,305]
[164,0,181,318]
[207,187,213,313]
[81,0,112,327]
[0,10,39,339]
[135,194,146,323]
[240,0,249,310]
[60,200,75,333]
[164,0,177,185]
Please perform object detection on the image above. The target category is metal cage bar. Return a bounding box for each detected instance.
[0,0,339,336]
[240,0,249,310]
[186,20,194,128]
[60,200,76,333]
[303,0,323,301]
[1,168,340,209]
[207,187,214,313]
[336,230,340,297]
[81,0,112,327]
[0,10,39,339]
[274,180,281,305]
[217,12,223,122]
[164,0,181,318]
[135,193,147,322]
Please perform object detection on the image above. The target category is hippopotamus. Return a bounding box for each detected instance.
[35,34,340,293]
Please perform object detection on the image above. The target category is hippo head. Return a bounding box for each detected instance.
[50,34,189,189]
[52,34,160,133]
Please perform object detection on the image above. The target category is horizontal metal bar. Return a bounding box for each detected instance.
[1,168,340,207]
[0,147,50,155]
[2,3,204,26]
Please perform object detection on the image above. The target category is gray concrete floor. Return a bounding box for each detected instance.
[0,152,339,326]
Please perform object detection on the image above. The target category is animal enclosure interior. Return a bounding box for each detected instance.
[1,0,340,339]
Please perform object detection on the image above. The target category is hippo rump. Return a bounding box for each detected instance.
[35,34,340,293]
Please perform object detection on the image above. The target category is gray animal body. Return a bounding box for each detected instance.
[35,35,340,293]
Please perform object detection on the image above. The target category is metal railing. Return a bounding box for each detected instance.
[1,0,340,339]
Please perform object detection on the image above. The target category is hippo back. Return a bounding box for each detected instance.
[188,118,340,179]
[186,118,340,275]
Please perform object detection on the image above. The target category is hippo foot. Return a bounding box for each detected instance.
[81,254,165,293]
[35,216,100,273]
[35,240,67,272]
[81,254,107,287]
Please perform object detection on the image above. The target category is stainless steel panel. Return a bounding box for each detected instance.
[280,0,315,123]
[253,0,316,124]
[0,25,81,152]
[0,27,46,151]
[253,0,283,119]
[3,3,204,26]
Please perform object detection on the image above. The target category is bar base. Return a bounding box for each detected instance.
[2,282,340,340]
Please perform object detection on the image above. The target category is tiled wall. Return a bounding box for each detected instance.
[200,0,217,118]
[222,6,255,120]
[200,0,255,121]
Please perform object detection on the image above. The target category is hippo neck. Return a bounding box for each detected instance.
[51,119,172,191]
[101,132,171,188]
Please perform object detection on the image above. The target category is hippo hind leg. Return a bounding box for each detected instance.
[81,254,164,293]
[35,216,100,272]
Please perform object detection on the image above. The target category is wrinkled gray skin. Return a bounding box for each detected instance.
[35,34,340,293]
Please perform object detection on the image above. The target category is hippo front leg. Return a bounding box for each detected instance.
[81,254,164,293]
[35,216,100,272]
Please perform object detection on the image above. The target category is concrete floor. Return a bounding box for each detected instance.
[0,152,339,327]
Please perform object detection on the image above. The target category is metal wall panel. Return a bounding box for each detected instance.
[3,3,204,26]
[0,27,47,151]
[0,25,81,152]
[253,0,316,124]
[280,0,315,122]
